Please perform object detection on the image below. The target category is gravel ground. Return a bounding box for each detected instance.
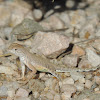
[0,0,100,100]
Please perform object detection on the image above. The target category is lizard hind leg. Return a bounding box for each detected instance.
[25,62,37,80]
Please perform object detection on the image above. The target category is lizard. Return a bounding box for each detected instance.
[8,43,100,80]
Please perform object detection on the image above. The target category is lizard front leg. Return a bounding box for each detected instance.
[20,60,26,80]
[18,59,37,83]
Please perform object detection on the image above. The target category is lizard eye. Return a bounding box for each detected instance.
[15,49,17,51]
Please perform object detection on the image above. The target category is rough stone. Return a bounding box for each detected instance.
[70,71,85,81]
[78,58,92,69]
[72,45,85,56]
[86,48,100,67]
[33,9,43,21]
[79,24,95,39]
[61,92,72,100]
[69,10,86,28]
[92,39,100,51]
[31,31,71,58]
[0,4,11,26]
[15,88,29,97]
[75,82,84,91]
[85,80,93,89]
[40,15,65,30]
[61,84,76,93]
[62,77,74,85]
[54,94,61,100]
[94,76,100,85]
[62,54,78,67]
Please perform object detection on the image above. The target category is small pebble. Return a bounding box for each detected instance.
[14,97,30,100]
[94,76,100,85]
[72,45,85,56]
[0,38,5,46]
[75,82,84,91]
[61,92,72,100]
[70,71,85,81]
[79,78,85,84]
[83,98,90,100]
[46,92,54,100]
[86,47,100,66]
[85,80,93,89]
[62,77,74,85]
[15,88,29,97]
[33,91,39,98]
[7,88,15,98]
[33,9,43,21]
[94,87,99,92]
[85,74,92,80]
[66,0,75,8]
[45,78,53,88]
[54,94,61,100]
[61,84,76,93]
[31,32,71,58]
[62,54,78,67]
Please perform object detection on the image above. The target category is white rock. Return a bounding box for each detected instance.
[69,10,86,28]
[85,80,93,89]
[33,9,43,21]
[44,10,54,18]
[62,77,74,85]
[41,15,65,30]
[65,0,75,8]
[0,38,5,46]
[0,27,13,41]
[39,73,46,79]
[25,11,34,20]
[54,94,61,100]
[0,85,8,96]
[31,32,71,58]
[86,48,100,67]
[15,88,29,97]
[70,71,85,81]
[7,89,15,97]
[59,13,70,26]
[0,65,18,75]
[45,78,53,88]
[0,5,11,26]
[62,54,78,67]
[92,39,100,51]
[0,49,3,55]
[79,78,85,84]
[78,58,92,69]
[10,2,31,27]
[94,87,99,92]
[61,84,76,93]
[85,73,92,80]
[94,76,100,85]
[83,98,91,100]
[96,27,100,37]
[46,92,54,100]
[0,82,20,96]
[79,24,95,38]
[33,91,39,98]
[14,97,30,100]
[61,92,72,100]
[75,82,84,91]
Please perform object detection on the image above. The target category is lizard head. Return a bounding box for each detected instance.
[8,43,24,56]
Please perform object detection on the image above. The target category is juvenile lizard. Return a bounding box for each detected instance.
[8,43,100,80]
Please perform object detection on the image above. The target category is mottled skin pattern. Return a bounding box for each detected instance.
[8,43,100,79]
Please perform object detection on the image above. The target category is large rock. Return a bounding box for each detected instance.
[86,48,100,67]
[31,32,71,58]
[0,4,11,26]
